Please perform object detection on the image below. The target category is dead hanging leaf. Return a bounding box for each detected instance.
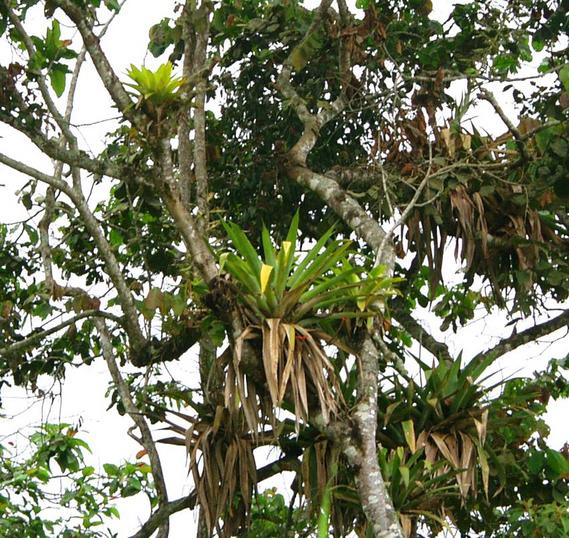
[431,433,460,468]
[434,67,445,94]
[183,410,256,538]
[1,300,13,319]
[476,442,490,500]
[262,318,281,406]
[143,287,164,319]
[460,133,472,151]
[401,163,416,176]
[449,187,476,269]
[400,514,413,538]
[472,192,489,259]
[474,409,488,445]
[539,189,554,207]
[517,116,541,136]
[441,128,455,158]
[458,432,475,498]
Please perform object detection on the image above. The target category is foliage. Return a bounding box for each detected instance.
[126,62,185,106]
[221,213,401,426]
[0,0,568,537]
[0,423,156,537]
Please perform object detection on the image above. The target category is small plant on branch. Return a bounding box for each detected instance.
[220,212,401,426]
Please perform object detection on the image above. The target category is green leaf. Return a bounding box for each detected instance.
[402,420,416,453]
[82,465,95,477]
[49,68,66,97]
[109,228,124,247]
[104,0,121,11]
[559,65,569,94]
[545,449,569,479]
[223,221,262,276]
[261,225,276,266]
[103,463,119,476]
[399,465,410,488]
[528,450,545,475]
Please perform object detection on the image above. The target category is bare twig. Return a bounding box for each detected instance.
[52,0,145,130]
[377,143,433,266]
[0,153,147,353]
[2,1,76,142]
[479,88,528,161]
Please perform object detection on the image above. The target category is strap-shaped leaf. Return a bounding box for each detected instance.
[287,225,336,288]
[224,254,260,294]
[261,225,276,266]
[222,221,262,276]
[260,264,273,294]
[273,240,295,300]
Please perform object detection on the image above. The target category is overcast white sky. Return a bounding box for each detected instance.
[0,1,567,537]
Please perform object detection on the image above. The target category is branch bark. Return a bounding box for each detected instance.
[52,0,146,130]
[190,0,212,230]
[470,309,569,367]
[94,319,170,538]
[0,310,121,357]
[352,334,403,538]
[391,298,454,363]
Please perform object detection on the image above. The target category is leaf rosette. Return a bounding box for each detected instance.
[220,213,402,426]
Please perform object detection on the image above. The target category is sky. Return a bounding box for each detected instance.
[0,1,568,537]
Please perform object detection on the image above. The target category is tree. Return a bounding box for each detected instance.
[0,0,568,536]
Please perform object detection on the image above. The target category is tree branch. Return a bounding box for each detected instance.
[479,88,528,161]
[276,0,345,164]
[52,0,145,130]
[189,0,212,230]
[391,298,454,363]
[354,334,403,537]
[470,309,569,367]
[0,310,121,357]
[287,166,394,267]
[94,319,170,538]
[156,139,218,282]
[0,153,147,354]
[2,1,76,142]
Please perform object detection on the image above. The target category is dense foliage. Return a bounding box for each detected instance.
[0,0,568,536]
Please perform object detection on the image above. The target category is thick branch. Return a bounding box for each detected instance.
[190,0,212,229]
[470,309,569,366]
[0,101,124,179]
[130,495,192,538]
[156,139,218,282]
[391,298,453,363]
[349,334,403,538]
[176,4,196,205]
[287,166,394,267]
[94,319,170,538]
[276,0,345,164]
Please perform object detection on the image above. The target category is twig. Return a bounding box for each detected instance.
[469,309,569,367]
[377,143,434,266]
[479,88,528,161]
[0,310,121,357]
